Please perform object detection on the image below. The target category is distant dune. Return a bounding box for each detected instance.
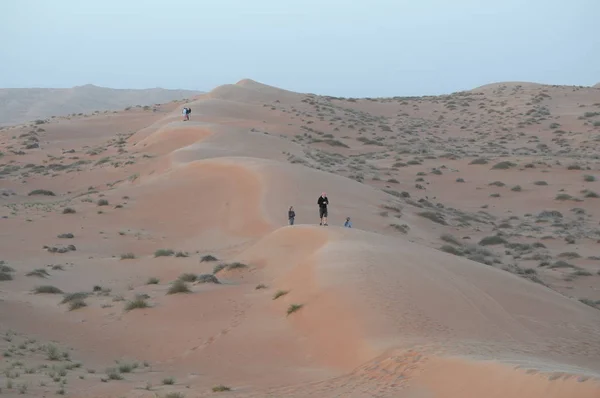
[594,82,600,88]
[0,84,202,126]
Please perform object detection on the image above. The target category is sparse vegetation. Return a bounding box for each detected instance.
[147,277,160,285]
[167,280,191,295]
[26,268,50,278]
[583,175,596,182]
[120,253,136,260]
[212,385,232,392]
[162,377,175,385]
[417,211,447,225]
[124,296,150,311]
[201,254,218,262]
[97,199,109,206]
[34,285,63,294]
[28,189,55,196]
[273,290,289,300]
[479,235,507,246]
[154,249,174,257]
[197,274,220,284]
[62,207,76,214]
[69,298,87,311]
[287,304,303,315]
[492,161,516,170]
[178,273,197,282]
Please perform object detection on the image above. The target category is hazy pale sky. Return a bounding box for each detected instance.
[1,0,598,96]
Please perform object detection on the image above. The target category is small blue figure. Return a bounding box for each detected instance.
[344,217,352,228]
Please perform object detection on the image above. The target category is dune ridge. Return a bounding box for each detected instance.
[1,78,599,397]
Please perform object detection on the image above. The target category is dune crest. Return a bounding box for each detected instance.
[1,78,600,397]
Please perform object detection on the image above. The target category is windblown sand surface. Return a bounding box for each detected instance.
[1,79,599,397]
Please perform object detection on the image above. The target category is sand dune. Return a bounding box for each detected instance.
[1,78,599,397]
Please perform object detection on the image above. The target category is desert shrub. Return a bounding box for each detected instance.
[492,161,516,170]
[162,377,175,385]
[479,235,507,246]
[62,207,76,214]
[200,254,218,262]
[212,264,226,274]
[456,178,465,183]
[489,181,505,187]
[287,304,303,315]
[124,296,149,311]
[118,362,137,373]
[255,284,267,290]
[97,199,109,206]
[178,273,197,282]
[120,253,135,260]
[69,298,87,311]
[175,251,189,258]
[511,185,522,192]
[555,193,573,201]
[0,271,13,281]
[558,252,581,259]
[61,292,89,304]
[197,274,220,284]
[273,290,289,300]
[224,262,248,271]
[548,260,575,269]
[572,270,593,277]
[440,234,461,246]
[212,385,231,392]
[440,245,463,256]
[26,268,49,277]
[28,189,55,196]
[390,223,409,233]
[584,190,599,198]
[387,178,399,183]
[34,285,63,294]
[146,277,159,285]
[583,175,596,182]
[154,249,174,257]
[417,211,447,225]
[167,280,190,295]
[57,233,74,239]
[469,158,488,165]
[579,299,600,308]
[533,181,548,186]
[567,164,582,170]
[106,368,123,380]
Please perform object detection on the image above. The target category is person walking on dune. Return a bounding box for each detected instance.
[288,206,296,225]
[182,107,190,121]
[344,217,352,228]
[318,192,329,226]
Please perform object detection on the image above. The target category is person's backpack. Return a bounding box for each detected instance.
[187,108,191,114]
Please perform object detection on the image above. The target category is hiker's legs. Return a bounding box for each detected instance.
[289,218,294,225]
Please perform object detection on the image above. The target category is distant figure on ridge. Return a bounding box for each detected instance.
[344,217,352,228]
[317,192,329,226]
[183,107,190,121]
[288,206,296,225]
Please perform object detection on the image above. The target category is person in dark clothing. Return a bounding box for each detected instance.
[288,206,296,225]
[317,192,329,226]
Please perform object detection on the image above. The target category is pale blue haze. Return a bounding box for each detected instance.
[0,0,598,96]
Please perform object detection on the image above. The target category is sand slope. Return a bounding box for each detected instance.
[1,79,599,398]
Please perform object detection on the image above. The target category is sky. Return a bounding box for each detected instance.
[0,0,598,97]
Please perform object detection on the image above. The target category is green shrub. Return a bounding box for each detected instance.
[469,158,488,165]
[124,296,150,311]
[440,245,463,256]
[28,189,55,196]
[417,211,447,225]
[212,385,231,392]
[178,273,197,282]
[479,235,507,246]
[62,207,76,214]
[97,199,109,206]
[273,290,289,300]
[34,285,63,294]
[287,304,303,315]
[146,277,160,285]
[167,280,190,295]
[492,161,516,170]
[120,253,135,260]
[533,181,548,186]
[154,249,174,257]
[583,175,596,182]
[200,255,218,262]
